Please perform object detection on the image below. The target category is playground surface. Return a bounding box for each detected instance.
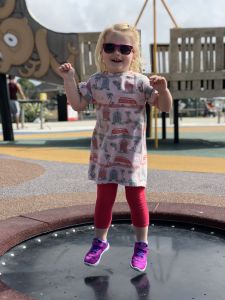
[0,117,225,299]
[0,116,225,220]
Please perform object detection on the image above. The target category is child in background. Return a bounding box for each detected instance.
[59,23,172,272]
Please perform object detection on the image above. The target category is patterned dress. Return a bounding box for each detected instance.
[79,71,157,187]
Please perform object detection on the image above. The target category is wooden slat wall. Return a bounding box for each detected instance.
[150,44,169,74]
[77,27,225,99]
[77,32,100,81]
[168,27,225,98]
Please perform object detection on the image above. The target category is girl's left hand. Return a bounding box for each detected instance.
[149,75,167,93]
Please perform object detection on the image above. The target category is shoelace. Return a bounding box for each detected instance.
[135,244,148,258]
[135,248,145,258]
[90,241,102,254]
[89,245,100,254]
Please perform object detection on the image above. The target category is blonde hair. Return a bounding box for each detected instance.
[95,23,141,73]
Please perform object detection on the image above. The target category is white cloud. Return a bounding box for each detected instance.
[25,0,225,71]
[26,0,225,36]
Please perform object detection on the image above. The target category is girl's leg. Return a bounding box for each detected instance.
[94,183,118,240]
[125,186,149,271]
[84,183,118,266]
[133,226,148,243]
[125,186,149,242]
[14,114,19,129]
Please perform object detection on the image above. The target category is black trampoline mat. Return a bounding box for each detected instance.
[0,222,225,300]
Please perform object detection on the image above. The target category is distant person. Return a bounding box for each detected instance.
[179,101,186,120]
[59,23,172,272]
[8,75,26,129]
[222,103,225,121]
[203,99,216,117]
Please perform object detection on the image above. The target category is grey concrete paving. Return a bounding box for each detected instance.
[0,117,225,220]
[1,155,225,199]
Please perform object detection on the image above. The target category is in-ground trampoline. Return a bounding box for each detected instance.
[0,218,225,300]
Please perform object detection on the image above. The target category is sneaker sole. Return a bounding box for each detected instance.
[130,262,147,272]
[84,243,110,266]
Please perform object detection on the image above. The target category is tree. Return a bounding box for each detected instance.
[17,78,35,98]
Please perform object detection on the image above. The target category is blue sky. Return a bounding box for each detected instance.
[26,0,225,72]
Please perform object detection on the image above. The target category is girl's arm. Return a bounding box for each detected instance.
[59,63,88,111]
[150,75,172,112]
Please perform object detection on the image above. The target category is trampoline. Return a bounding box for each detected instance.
[0,221,225,300]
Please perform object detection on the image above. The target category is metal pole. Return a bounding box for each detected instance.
[160,0,179,28]
[153,0,158,149]
[40,102,44,129]
[134,0,149,27]
[0,73,14,141]
[153,0,157,75]
[20,102,25,129]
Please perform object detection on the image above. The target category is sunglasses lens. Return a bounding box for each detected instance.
[103,44,133,55]
[103,43,115,53]
[120,45,133,55]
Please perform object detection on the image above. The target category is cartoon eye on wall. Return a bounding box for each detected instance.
[0,18,34,73]
[3,32,18,47]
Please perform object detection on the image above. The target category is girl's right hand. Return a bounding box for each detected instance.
[58,63,75,79]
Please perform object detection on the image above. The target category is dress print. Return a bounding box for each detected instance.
[79,71,157,187]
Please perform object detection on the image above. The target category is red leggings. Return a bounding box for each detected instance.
[94,183,149,229]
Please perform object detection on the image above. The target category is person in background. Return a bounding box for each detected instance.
[59,23,172,272]
[8,75,26,129]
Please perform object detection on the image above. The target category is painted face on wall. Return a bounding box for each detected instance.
[0,0,80,83]
[0,18,34,73]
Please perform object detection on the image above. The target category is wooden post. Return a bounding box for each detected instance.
[0,74,14,141]
[146,103,151,138]
[173,99,179,143]
[162,112,166,139]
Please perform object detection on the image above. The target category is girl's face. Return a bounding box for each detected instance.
[102,31,134,73]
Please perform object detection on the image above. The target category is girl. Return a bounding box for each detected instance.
[59,23,172,272]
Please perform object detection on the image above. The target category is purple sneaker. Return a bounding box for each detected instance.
[130,242,149,272]
[84,238,110,266]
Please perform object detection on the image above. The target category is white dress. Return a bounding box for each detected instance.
[79,71,157,187]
